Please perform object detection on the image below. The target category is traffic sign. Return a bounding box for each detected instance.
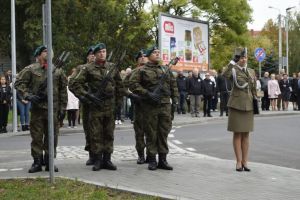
[254,48,266,62]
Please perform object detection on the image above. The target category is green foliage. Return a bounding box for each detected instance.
[0,178,160,200]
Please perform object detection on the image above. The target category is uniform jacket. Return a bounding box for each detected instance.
[223,62,257,111]
[129,62,178,104]
[68,61,124,112]
[14,62,67,111]
[187,75,203,95]
[0,84,11,104]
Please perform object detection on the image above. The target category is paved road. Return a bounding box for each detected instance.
[171,115,300,169]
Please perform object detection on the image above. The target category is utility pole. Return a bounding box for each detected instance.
[285,6,296,76]
[45,0,55,184]
[11,0,18,133]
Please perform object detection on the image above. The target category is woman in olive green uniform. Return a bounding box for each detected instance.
[223,48,257,172]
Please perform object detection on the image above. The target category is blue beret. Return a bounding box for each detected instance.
[135,49,146,61]
[93,43,106,54]
[33,45,47,57]
[86,46,94,56]
[145,46,159,57]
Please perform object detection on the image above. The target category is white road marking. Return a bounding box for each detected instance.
[168,134,174,138]
[172,140,182,145]
[0,169,8,172]
[9,168,23,171]
[176,126,182,129]
[186,148,196,152]
[170,129,176,133]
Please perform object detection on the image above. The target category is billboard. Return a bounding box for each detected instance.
[159,13,209,72]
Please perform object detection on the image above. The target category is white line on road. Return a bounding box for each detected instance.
[172,140,182,145]
[176,126,182,129]
[9,168,23,171]
[186,148,196,152]
[170,129,176,133]
[0,169,8,172]
[168,134,174,138]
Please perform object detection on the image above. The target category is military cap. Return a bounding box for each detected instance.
[233,47,247,62]
[145,46,159,57]
[33,45,47,57]
[86,46,94,56]
[135,49,146,61]
[93,43,106,54]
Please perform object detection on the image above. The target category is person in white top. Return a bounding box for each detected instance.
[67,77,79,128]
[268,74,281,111]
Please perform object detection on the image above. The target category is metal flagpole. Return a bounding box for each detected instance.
[45,0,55,183]
[11,0,18,133]
[42,4,47,45]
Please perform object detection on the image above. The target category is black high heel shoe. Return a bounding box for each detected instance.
[242,164,251,172]
[236,164,243,172]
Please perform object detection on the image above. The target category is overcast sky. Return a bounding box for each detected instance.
[247,0,300,30]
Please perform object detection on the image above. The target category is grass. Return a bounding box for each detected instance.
[0,178,161,200]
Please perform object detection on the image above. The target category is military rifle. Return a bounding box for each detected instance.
[89,50,126,104]
[150,57,180,104]
[36,51,70,101]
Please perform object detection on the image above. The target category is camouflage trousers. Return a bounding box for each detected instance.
[82,103,91,152]
[30,108,59,158]
[89,110,115,154]
[133,103,146,153]
[143,103,172,156]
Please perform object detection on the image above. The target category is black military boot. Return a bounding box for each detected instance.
[25,125,29,131]
[137,151,145,164]
[157,153,173,170]
[92,154,103,171]
[44,154,59,172]
[148,155,157,170]
[102,153,117,170]
[28,158,42,173]
[86,152,95,166]
[21,125,26,131]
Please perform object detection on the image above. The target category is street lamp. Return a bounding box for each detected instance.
[285,6,296,76]
[268,6,282,73]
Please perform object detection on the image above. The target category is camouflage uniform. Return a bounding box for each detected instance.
[124,69,146,163]
[129,61,178,170]
[15,62,67,170]
[69,59,124,170]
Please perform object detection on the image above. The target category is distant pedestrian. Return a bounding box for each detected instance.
[297,72,300,111]
[0,76,11,133]
[279,74,291,111]
[187,68,202,117]
[216,68,232,116]
[202,73,215,117]
[66,74,79,128]
[290,73,298,110]
[17,90,31,131]
[268,74,281,111]
[260,72,270,111]
[176,70,188,114]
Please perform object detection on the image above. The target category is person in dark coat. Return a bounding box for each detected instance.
[176,70,188,114]
[297,72,300,111]
[260,72,270,111]
[202,73,215,117]
[0,76,11,133]
[216,68,232,116]
[187,68,202,117]
[279,74,291,111]
[290,73,298,110]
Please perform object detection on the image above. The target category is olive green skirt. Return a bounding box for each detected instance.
[227,108,254,132]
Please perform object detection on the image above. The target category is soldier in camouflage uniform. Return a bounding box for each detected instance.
[69,43,124,171]
[129,46,179,170]
[123,49,148,164]
[69,46,95,166]
[15,45,67,173]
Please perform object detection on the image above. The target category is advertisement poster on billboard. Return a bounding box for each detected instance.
[159,13,209,72]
